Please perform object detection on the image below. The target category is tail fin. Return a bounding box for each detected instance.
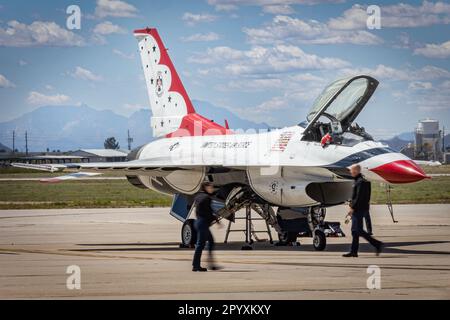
[134,28,194,137]
[134,28,229,138]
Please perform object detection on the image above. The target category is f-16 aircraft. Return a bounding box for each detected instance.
[13,28,430,250]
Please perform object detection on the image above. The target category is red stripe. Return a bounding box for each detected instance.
[134,28,196,114]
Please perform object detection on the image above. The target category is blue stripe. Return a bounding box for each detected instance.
[326,147,394,168]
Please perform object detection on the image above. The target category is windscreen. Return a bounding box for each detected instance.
[306,77,369,123]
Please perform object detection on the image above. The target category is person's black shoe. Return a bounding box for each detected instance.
[375,242,383,256]
[342,252,358,257]
[368,231,373,236]
[192,267,208,272]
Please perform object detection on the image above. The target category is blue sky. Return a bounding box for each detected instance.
[0,0,449,139]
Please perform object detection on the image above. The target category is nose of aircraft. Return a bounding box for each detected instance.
[370,160,430,183]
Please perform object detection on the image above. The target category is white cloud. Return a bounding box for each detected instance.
[113,49,134,59]
[393,32,412,49]
[243,15,383,45]
[207,0,344,7]
[441,80,450,89]
[262,5,295,14]
[255,96,287,112]
[414,40,450,58]
[93,21,126,35]
[0,74,15,88]
[182,12,217,26]
[95,0,138,18]
[70,66,103,82]
[181,32,220,42]
[409,81,433,90]
[27,91,71,106]
[221,72,324,93]
[214,4,238,12]
[339,64,450,81]
[0,20,85,47]
[189,44,350,75]
[328,2,450,30]
[18,60,27,66]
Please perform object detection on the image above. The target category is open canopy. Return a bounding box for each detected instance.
[304,75,379,134]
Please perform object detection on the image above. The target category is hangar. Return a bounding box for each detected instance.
[69,149,129,163]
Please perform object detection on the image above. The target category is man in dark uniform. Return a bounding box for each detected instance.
[364,210,373,235]
[192,182,221,272]
[343,164,383,257]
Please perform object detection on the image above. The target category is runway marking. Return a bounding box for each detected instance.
[1,247,449,272]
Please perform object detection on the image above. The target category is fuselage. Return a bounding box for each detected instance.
[137,124,418,183]
[129,125,427,208]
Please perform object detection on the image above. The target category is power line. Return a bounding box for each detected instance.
[127,129,134,151]
[25,131,28,156]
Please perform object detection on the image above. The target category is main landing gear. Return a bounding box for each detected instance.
[176,187,344,251]
[181,219,196,248]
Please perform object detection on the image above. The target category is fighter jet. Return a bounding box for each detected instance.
[13,28,430,250]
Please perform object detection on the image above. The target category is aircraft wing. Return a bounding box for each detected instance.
[11,160,205,183]
[12,159,343,183]
[12,160,196,174]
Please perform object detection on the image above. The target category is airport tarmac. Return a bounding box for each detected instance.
[0,204,449,299]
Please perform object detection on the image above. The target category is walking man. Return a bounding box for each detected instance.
[192,182,221,272]
[343,164,383,257]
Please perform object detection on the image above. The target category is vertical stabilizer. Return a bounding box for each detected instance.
[134,27,230,138]
[134,28,195,137]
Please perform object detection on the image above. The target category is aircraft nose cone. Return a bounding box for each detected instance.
[370,160,430,183]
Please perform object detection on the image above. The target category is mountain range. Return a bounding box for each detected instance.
[0,100,269,152]
[381,132,450,151]
[1,100,448,153]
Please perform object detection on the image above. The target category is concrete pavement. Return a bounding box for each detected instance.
[0,204,449,299]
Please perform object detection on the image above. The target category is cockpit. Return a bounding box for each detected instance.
[300,75,378,147]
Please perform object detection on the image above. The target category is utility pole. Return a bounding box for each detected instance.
[127,130,134,151]
[12,130,15,154]
[25,131,28,156]
[443,126,445,153]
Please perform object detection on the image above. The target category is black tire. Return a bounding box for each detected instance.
[278,231,298,244]
[181,219,197,247]
[313,230,326,251]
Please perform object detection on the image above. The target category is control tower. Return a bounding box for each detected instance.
[414,119,442,161]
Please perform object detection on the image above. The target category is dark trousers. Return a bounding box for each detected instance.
[364,211,373,234]
[192,218,215,268]
[351,211,380,254]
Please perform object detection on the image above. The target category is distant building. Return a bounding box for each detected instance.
[414,119,443,161]
[0,153,88,166]
[69,149,129,162]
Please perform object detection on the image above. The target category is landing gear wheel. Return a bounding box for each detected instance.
[278,231,298,245]
[181,219,197,248]
[313,230,326,251]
